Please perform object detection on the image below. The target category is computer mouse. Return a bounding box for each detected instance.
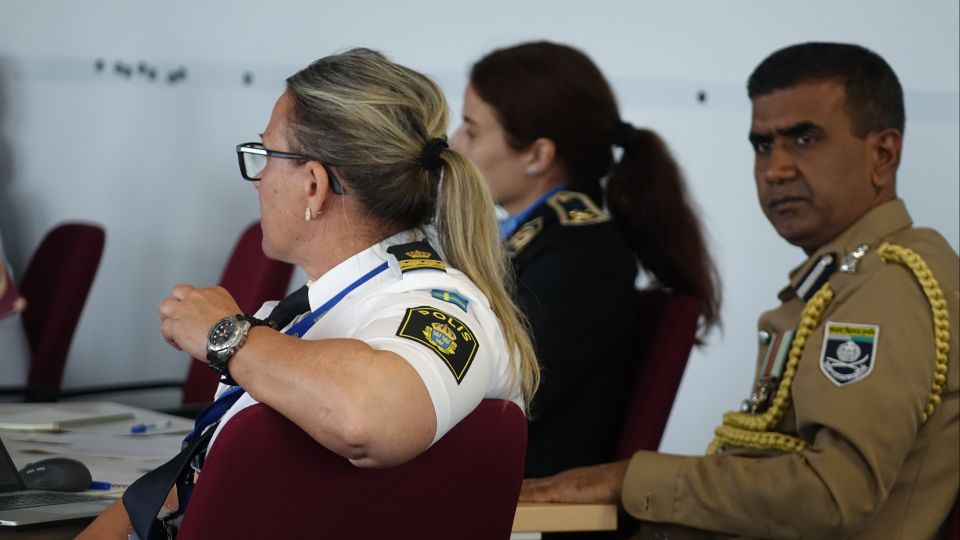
[18,457,93,492]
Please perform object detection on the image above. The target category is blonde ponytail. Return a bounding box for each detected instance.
[435,150,540,406]
[286,48,539,408]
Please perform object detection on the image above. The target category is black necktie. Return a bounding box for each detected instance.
[264,284,310,330]
[124,285,311,539]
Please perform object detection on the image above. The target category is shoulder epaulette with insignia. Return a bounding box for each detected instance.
[546,190,610,226]
[505,216,543,257]
[386,240,446,273]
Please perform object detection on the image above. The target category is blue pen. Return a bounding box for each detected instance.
[130,419,173,434]
[89,481,112,490]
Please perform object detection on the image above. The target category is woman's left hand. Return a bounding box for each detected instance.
[158,284,242,360]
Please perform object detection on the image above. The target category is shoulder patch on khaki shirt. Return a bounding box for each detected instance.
[819,321,879,386]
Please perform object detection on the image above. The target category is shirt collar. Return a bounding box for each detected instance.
[305,228,426,310]
[499,183,568,240]
[778,198,913,299]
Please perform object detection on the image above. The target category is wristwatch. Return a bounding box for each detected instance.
[206,314,269,379]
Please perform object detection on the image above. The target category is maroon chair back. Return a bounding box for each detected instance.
[946,495,959,540]
[615,289,701,458]
[180,222,293,405]
[178,399,528,540]
[19,222,105,398]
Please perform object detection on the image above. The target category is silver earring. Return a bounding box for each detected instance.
[526,169,540,177]
[304,207,311,221]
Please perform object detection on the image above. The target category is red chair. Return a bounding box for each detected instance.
[180,221,294,405]
[0,222,105,401]
[56,221,293,411]
[178,399,528,540]
[945,495,959,540]
[615,289,701,458]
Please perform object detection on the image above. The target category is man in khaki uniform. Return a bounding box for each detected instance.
[521,42,959,539]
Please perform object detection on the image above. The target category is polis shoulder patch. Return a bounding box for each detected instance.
[819,321,879,387]
[546,191,610,226]
[396,306,479,383]
[386,240,446,273]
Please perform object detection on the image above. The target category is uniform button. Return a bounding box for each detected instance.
[758,330,771,345]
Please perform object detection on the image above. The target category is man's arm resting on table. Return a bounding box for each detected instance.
[520,460,629,504]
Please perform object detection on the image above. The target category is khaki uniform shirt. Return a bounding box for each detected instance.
[622,199,959,539]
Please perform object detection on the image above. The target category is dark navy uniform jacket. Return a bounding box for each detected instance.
[506,188,638,478]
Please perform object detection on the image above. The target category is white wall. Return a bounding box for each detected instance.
[0,0,956,455]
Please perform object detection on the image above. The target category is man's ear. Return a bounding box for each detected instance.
[870,128,902,192]
[523,137,557,176]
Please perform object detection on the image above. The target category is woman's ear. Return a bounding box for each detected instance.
[524,137,557,175]
[304,161,331,213]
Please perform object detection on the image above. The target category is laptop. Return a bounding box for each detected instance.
[0,438,113,530]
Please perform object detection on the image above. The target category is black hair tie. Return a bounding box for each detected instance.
[419,138,448,172]
[615,121,634,148]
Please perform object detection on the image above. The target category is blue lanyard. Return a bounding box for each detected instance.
[185,260,390,443]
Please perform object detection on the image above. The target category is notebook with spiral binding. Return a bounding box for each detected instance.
[0,408,134,432]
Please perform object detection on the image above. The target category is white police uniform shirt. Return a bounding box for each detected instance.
[206,227,522,455]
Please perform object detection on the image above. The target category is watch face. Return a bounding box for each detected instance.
[209,318,239,350]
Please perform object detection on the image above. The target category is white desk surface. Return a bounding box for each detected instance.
[0,401,192,488]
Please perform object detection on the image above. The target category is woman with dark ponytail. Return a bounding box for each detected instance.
[451,41,720,479]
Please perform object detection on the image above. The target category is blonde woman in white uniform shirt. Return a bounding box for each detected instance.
[80,48,538,539]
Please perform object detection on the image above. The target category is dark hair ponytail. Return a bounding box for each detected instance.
[607,127,721,338]
[472,41,721,339]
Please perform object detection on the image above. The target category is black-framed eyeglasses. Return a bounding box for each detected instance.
[236,142,345,195]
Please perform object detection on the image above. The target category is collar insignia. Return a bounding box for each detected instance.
[793,253,837,301]
[505,216,543,257]
[839,243,871,274]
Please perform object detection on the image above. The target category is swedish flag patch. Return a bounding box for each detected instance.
[396,306,478,383]
[431,289,469,312]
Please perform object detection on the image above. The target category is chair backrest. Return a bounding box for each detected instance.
[946,494,959,540]
[615,289,701,459]
[180,222,293,405]
[19,222,105,399]
[178,399,528,540]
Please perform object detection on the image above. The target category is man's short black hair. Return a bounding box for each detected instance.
[748,42,905,137]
